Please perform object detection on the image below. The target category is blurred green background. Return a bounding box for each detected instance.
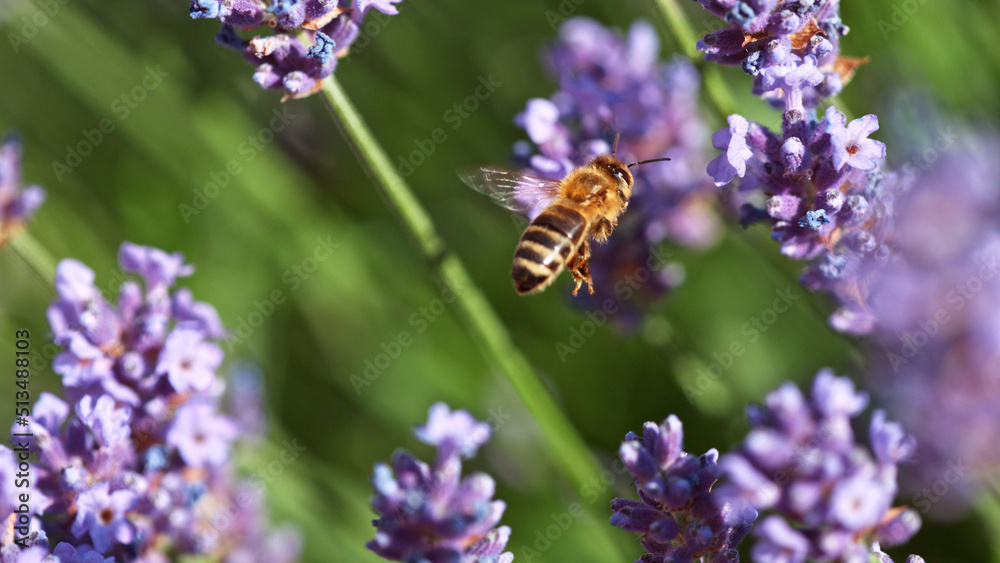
[1,0,998,561]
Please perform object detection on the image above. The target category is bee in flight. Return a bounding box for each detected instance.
[461,139,669,296]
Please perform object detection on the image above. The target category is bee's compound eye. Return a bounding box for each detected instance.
[608,164,629,183]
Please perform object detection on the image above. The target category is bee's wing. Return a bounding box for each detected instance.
[459,167,562,215]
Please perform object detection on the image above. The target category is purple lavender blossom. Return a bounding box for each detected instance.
[1,243,301,561]
[716,370,922,560]
[610,415,756,561]
[367,403,513,563]
[693,0,862,109]
[51,543,115,563]
[696,0,903,335]
[708,101,899,334]
[190,0,403,99]
[166,402,239,467]
[872,542,925,563]
[513,18,719,325]
[0,135,45,247]
[865,130,1000,518]
[71,482,138,553]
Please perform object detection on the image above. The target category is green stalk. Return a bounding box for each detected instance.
[6,232,56,289]
[650,0,738,119]
[977,489,1000,562]
[319,74,626,558]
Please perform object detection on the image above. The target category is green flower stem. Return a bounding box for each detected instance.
[319,74,626,557]
[977,489,1000,562]
[7,232,57,289]
[650,0,738,119]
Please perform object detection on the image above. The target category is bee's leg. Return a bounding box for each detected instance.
[590,217,616,244]
[568,241,594,296]
[595,217,615,238]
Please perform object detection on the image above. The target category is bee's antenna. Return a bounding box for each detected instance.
[626,157,671,168]
[611,133,621,156]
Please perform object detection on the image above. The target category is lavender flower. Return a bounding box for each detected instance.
[0,135,45,247]
[695,0,899,335]
[865,129,1000,518]
[611,415,755,562]
[717,370,922,561]
[871,542,925,563]
[190,0,402,99]
[513,18,719,325]
[71,483,137,553]
[2,243,300,561]
[708,102,899,334]
[694,0,863,109]
[368,403,513,563]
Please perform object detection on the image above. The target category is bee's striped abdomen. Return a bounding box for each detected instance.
[512,204,587,295]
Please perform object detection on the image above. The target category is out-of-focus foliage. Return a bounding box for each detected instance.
[0,0,997,561]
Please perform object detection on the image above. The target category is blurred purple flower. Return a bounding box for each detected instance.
[166,402,239,467]
[872,542,926,563]
[513,18,720,326]
[610,415,755,561]
[51,542,115,563]
[2,244,301,561]
[71,483,137,554]
[865,129,1000,518]
[717,370,922,560]
[157,326,224,393]
[368,403,513,563]
[0,135,45,247]
[190,0,403,99]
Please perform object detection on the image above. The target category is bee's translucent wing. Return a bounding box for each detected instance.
[459,168,562,214]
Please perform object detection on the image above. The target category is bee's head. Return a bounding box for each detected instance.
[592,154,634,200]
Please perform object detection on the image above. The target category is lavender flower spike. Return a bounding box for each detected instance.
[0,243,301,561]
[716,370,922,561]
[190,0,404,99]
[693,0,862,109]
[368,403,513,562]
[611,415,756,561]
[696,0,898,335]
[0,134,46,247]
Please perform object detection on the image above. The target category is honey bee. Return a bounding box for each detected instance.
[461,140,669,296]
